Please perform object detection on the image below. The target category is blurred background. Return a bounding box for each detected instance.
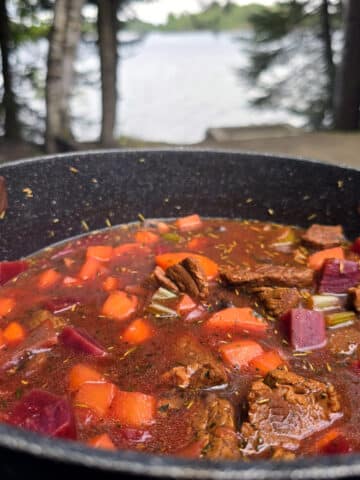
[0,0,359,165]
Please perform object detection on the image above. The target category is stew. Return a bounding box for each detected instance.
[1,215,360,461]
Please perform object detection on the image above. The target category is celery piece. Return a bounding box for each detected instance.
[309,295,341,311]
[325,311,356,328]
[147,303,178,318]
[152,287,178,302]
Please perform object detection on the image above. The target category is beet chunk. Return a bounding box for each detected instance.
[0,261,28,286]
[281,308,326,351]
[9,390,76,439]
[59,326,107,357]
[319,259,360,294]
[44,297,80,314]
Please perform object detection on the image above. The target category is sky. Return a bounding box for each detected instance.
[128,0,277,24]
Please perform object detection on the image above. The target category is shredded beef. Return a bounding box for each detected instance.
[302,224,344,249]
[241,368,342,453]
[166,257,209,299]
[328,326,360,356]
[162,334,227,389]
[0,176,8,215]
[221,264,313,289]
[252,287,301,317]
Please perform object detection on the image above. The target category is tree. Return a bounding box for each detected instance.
[0,0,21,139]
[334,0,360,130]
[97,0,120,147]
[45,0,85,153]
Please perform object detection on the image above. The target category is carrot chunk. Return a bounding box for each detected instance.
[38,269,61,289]
[187,236,209,250]
[102,276,119,292]
[110,390,156,427]
[206,307,267,334]
[156,222,170,234]
[155,252,218,280]
[219,340,263,369]
[68,364,104,392]
[78,257,102,281]
[314,428,342,452]
[249,350,285,375]
[135,231,159,244]
[122,318,153,345]
[87,433,116,450]
[75,382,116,417]
[175,214,202,232]
[101,291,138,321]
[308,247,344,270]
[0,297,16,317]
[176,294,197,314]
[3,322,26,346]
[86,246,114,262]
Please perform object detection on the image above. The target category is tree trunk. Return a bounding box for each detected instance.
[334,0,360,130]
[45,0,85,153]
[0,0,21,139]
[319,0,335,113]
[97,0,119,147]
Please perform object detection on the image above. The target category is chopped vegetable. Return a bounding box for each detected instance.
[59,326,108,357]
[122,318,153,345]
[78,257,102,281]
[68,364,104,392]
[309,295,341,311]
[308,247,344,271]
[155,252,218,280]
[162,232,182,243]
[87,433,116,450]
[0,297,16,317]
[102,276,119,292]
[135,231,159,244]
[281,308,326,351]
[75,382,116,417]
[3,322,25,345]
[187,236,209,250]
[44,297,80,314]
[318,259,360,294]
[110,390,156,427]
[325,311,356,328]
[176,294,197,314]
[314,429,351,455]
[249,350,285,375]
[147,303,178,318]
[152,287,178,301]
[205,307,267,334]
[156,222,170,234]
[101,291,138,321]
[219,340,264,368]
[38,268,61,289]
[0,261,28,286]
[175,214,202,232]
[86,245,114,262]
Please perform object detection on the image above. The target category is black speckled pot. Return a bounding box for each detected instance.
[0,149,360,480]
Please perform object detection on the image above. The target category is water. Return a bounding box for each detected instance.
[15,32,303,144]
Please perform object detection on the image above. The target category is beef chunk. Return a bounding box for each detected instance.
[166,257,209,299]
[348,286,360,312]
[153,266,179,293]
[221,264,313,289]
[302,224,344,249]
[0,176,8,216]
[252,287,301,317]
[162,334,227,389]
[241,368,342,453]
[328,326,360,356]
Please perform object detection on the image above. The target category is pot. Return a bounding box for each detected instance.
[0,149,359,479]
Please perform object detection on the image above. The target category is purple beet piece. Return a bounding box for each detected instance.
[318,259,360,294]
[9,389,76,439]
[281,308,326,351]
[44,297,80,314]
[59,326,107,357]
[0,261,28,286]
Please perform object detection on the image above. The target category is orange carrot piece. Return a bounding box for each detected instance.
[155,252,218,280]
[101,291,138,321]
[86,245,114,262]
[0,297,16,317]
[135,231,159,244]
[219,340,263,369]
[3,321,26,346]
[187,236,209,250]
[102,276,119,292]
[206,307,267,334]
[308,247,344,270]
[68,364,104,392]
[157,222,170,234]
[122,318,153,345]
[87,433,116,450]
[177,294,197,314]
[113,243,150,257]
[75,382,116,417]
[78,257,102,281]
[314,428,341,452]
[38,268,61,289]
[175,214,202,232]
[110,390,156,427]
[249,350,285,375]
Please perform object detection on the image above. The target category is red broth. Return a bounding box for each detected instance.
[0,216,359,460]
